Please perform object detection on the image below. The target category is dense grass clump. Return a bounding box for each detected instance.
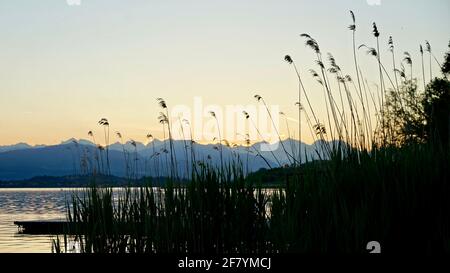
[64,165,271,254]
[269,143,449,253]
[57,142,449,254]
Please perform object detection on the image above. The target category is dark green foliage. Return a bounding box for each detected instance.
[380,78,450,147]
[380,80,426,145]
[422,78,450,148]
[442,41,450,75]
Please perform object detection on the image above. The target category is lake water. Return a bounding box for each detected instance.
[0,188,73,253]
[0,187,278,253]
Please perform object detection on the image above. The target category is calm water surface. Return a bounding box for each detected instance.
[0,187,277,253]
[0,188,77,253]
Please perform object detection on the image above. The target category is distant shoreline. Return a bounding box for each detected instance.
[0,175,170,188]
[0,168,288,188]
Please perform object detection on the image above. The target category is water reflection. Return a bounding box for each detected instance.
[0,187,281,253]
[0,189,71,253]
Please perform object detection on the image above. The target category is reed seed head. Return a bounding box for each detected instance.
[388,36,394,52]
[425,40,431,52]
[300,33,320,53]
[157,98,167,109]
[372,22,380,38]
[98,118,109,126]
[284,55,293,64]
[403,52,412,65]
[349,10,356,31]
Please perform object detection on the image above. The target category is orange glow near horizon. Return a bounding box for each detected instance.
[0,1,449,146]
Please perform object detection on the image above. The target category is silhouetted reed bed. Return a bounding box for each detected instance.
[55,141,449,254]
[54,11,450,254]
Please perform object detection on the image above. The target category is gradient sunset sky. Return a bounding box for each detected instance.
[0,0,449,146]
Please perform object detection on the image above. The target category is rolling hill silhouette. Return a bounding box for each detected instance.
[0,138,335,181]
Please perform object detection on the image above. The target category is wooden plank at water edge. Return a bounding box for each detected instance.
[13,220,75,235]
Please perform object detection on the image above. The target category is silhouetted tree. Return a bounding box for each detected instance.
[442,41,450,75]
[422,78,450,148]
[379,41,450,147]
[380,77,449,147]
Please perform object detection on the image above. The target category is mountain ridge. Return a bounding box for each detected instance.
[0,138,339,181]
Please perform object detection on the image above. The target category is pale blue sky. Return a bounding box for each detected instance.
[0,0,449,145]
